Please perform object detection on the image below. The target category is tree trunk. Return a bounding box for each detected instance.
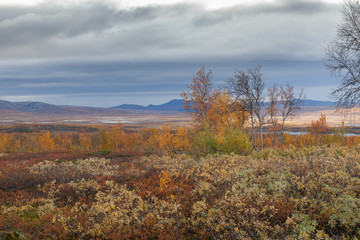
[280,118,286,144]
[250,115,257,151]
[259,121,263,149]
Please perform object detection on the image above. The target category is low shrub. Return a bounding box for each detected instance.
[0,146,360,239]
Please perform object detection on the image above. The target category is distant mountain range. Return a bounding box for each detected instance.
[0,100,131,115]
[112,99,186,112]
[301,100,335,107]
[0,99,336,115]
[112,99,336,112]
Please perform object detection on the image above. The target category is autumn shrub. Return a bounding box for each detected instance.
[1,146,360,239]
[190,127,219,157]
[2,122,360,155]
[217,127,252,155]
[190,126,252,157]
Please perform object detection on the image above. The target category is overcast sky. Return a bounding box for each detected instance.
[0,0,343,107]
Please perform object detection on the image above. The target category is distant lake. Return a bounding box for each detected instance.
[283,131,360,137]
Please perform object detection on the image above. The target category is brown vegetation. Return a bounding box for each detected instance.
[0,145,360,239]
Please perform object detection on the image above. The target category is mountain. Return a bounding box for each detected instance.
[302,100,335,107]
[112,99,186,112]
[112,104,148,111]
[112,99,336,112]
[0,100,131,115]
[0,99,337,115]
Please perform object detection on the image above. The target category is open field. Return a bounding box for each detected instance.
[0,109,192,129]
[2,106,360,134]
[286,107,360,127]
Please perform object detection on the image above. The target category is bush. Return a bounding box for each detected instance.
[1,145,360,239]
[190,127,219,157]
[190,127,252,157]
[219,127,252,155]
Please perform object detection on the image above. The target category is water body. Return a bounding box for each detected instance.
[284,131,307,136]
[95,117,135,124]
[284,131,360,137]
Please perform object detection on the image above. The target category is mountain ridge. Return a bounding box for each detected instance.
[0,100,132,115]
[0,99,337,114]
[112,99,186,112]
[112,99,336,112]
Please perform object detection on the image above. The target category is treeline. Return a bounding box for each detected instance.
[0,124,250,156]
[0,119,359,156]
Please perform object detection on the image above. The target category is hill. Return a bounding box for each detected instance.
[0,99,336,115]
[302,100,335,107]
[0,100,131,115]
[112,99,336,112]
[112,99,186,112]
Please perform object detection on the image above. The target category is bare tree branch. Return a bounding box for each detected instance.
[226,66,266,149]
[327,0,360,111]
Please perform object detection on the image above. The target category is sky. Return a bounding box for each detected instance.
[0,0,344,107]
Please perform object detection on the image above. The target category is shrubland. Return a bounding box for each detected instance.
[0,115,360,239]
[0,144,359,239]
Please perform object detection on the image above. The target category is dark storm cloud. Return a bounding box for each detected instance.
[0,0,343,106]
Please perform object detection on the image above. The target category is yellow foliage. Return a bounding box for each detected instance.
[111,124,127,151]
[174,126,191,150]
[38,131,55,152]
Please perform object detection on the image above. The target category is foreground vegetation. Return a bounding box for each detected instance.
[0,145,359,239]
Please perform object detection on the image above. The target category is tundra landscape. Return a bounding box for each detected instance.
[1,0,360,239]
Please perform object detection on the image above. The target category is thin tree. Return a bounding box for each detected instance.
[267,84,281,143]
[181,66,216,128]
[279,83,304,142]
[227,66,267,149]
[326,0,360,112]
[182,66,248,131]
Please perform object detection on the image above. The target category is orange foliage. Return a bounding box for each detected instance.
[38,131,55,152]
[0,119,359,155]
[181,67,248,131]
[311,113,329,135]
[159,123,176,156]
[208,89,248,132]
[79,133,92,152]
[111,124,127,151]
[181,66,214,127]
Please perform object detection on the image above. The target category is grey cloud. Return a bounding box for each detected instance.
[0,2,158,47]
[189,1,341,61]
[0,0,342,61]
[0,2,198,60]
[0,0,344,106]
[193,0,338,28]
[0,57,333,105]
